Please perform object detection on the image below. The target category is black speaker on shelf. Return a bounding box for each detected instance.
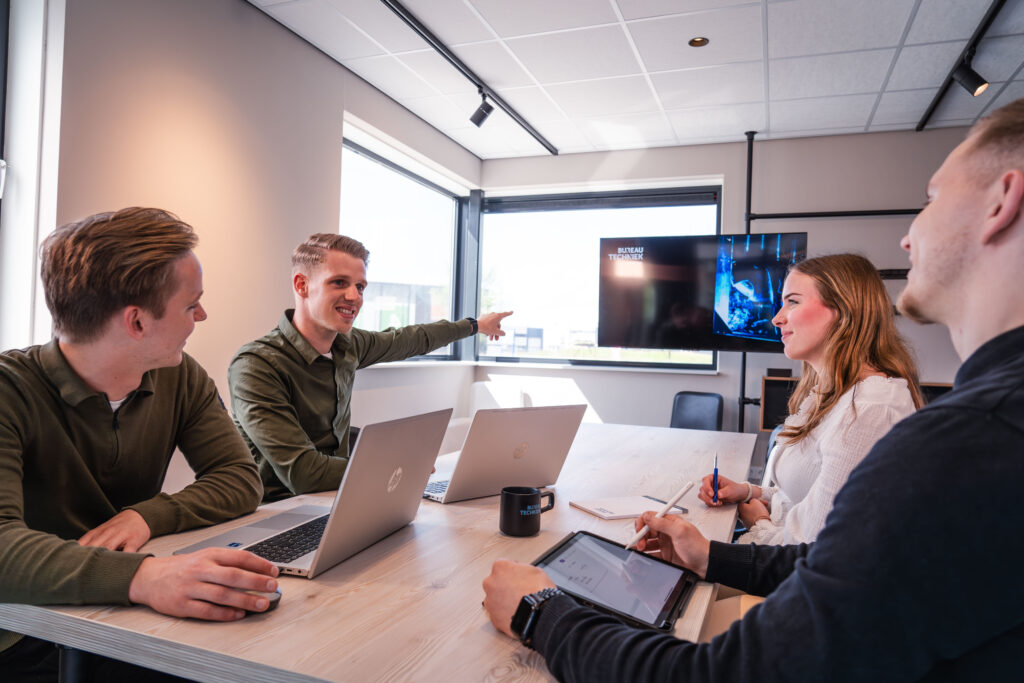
[760,376,798,431]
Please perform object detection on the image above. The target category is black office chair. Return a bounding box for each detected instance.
[766,423,785,458]
[669,391,724,431]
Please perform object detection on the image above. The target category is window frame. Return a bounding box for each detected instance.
[476,186,723,371]
[340,139,464,361]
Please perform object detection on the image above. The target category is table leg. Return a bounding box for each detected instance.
[58,645,94,683]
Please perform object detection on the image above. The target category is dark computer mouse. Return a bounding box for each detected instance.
[244,587,282,614]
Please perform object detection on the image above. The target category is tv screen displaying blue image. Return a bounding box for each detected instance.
[713,233,808,344]
[598,233,807,353]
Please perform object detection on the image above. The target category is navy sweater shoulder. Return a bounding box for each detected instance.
[534,326,1024,682]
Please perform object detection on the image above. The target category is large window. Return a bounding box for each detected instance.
[339,141,458,357]
[479,188,720,369]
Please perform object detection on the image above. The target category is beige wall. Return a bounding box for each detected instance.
[56,0,480,402]
[479,127,967,430]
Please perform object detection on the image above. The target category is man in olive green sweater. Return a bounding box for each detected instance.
[229,233,511,502]
[0,208,279,680]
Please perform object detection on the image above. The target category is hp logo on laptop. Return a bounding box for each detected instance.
[386,467,403,493]
[512,442,529,459]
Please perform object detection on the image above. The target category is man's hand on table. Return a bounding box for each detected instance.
[635,512,711,578]
[482,559,556,638]
[79,509,151,552]
[128,548,280,621]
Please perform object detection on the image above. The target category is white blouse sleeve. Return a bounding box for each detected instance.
[776,399,910,544]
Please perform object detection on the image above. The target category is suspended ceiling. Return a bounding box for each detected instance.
[248,0,1024,159]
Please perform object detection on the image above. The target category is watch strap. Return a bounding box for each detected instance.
[467,317,478,335]
[513,587,563,648]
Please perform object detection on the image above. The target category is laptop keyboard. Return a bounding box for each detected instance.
[423,480,450,498]
[247,515,329,564]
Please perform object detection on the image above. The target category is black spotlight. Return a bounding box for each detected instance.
[952,51,989,97]
[470,92,494,127]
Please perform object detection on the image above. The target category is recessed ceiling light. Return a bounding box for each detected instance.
[688,37,709,47]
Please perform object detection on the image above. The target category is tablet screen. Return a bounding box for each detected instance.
[534,531,694,630]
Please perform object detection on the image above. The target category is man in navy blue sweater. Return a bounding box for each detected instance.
[483,98,1024,681]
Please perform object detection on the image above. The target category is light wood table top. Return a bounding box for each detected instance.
[0,423,755,682]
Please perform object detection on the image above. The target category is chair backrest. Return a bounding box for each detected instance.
[669,391,724,431]
[762,423,786,486]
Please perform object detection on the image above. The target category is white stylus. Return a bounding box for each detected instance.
[624,480,694,551]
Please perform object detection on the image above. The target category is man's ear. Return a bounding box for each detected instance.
[981,168,1024,245]
[293,272,309,298]
[122,306,146,340]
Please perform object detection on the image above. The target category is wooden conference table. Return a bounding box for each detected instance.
[0,422,755,682]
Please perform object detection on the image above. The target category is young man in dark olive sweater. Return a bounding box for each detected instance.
[483,99,1024,681]
[229,233,512,502]
[0,208,279,680]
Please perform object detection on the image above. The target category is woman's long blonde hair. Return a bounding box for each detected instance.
[779,253,923,444]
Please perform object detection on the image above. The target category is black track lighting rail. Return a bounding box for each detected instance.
[915,0,1007,132]
[380,0,559,155]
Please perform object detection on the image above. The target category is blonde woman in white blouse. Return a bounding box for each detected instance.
[698,254,922,545]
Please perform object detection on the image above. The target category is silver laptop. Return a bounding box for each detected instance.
[174,408,452,578]
[423,405,586,504]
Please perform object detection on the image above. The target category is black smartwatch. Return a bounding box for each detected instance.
[510,587,563,648]
[467,317,478,334]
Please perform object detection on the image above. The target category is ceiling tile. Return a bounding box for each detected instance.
[506,26,641,83]
[989,0,1024,37]
[770,49,894,100]
[469,0,618,38]
[985,80,1024,112]
[447,110,550,157]
[767,0,916,58]
[398,51,478,95]
[530,120,595,151]
[770,94,877,130]
[974,35,1024,83]
[444,128,513,159]
[477,111,552,153]
[617,0,754,21]
[666,102,765,141]
[651,62,763,109]
[905,0,991,44]
[871,89,935,125]
[345,55,438,99]
[455,41,536,89]
[577,113,677,148]
[886,42,965,91]
[325,0,424,53]
[499,87,569,122]
[545,76,661,117]
[628,5,763,71]
[265,0,384,61]
[761,126,866,140]
[401,0,495,45]
[397,95,467,128]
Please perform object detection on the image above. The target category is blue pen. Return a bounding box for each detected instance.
[712,453,719,503]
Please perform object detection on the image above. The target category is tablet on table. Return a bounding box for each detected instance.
[532,530,697,631]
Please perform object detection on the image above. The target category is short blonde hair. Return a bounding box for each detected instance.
[40,207,197,342]
[966,97,1024,177]
[291,233,369,272]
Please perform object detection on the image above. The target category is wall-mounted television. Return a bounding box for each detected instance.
[597,232,808,353]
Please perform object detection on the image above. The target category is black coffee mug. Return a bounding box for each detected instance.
[500,486,555,537]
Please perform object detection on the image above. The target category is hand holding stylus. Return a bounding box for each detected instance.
[625,481,693,550]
